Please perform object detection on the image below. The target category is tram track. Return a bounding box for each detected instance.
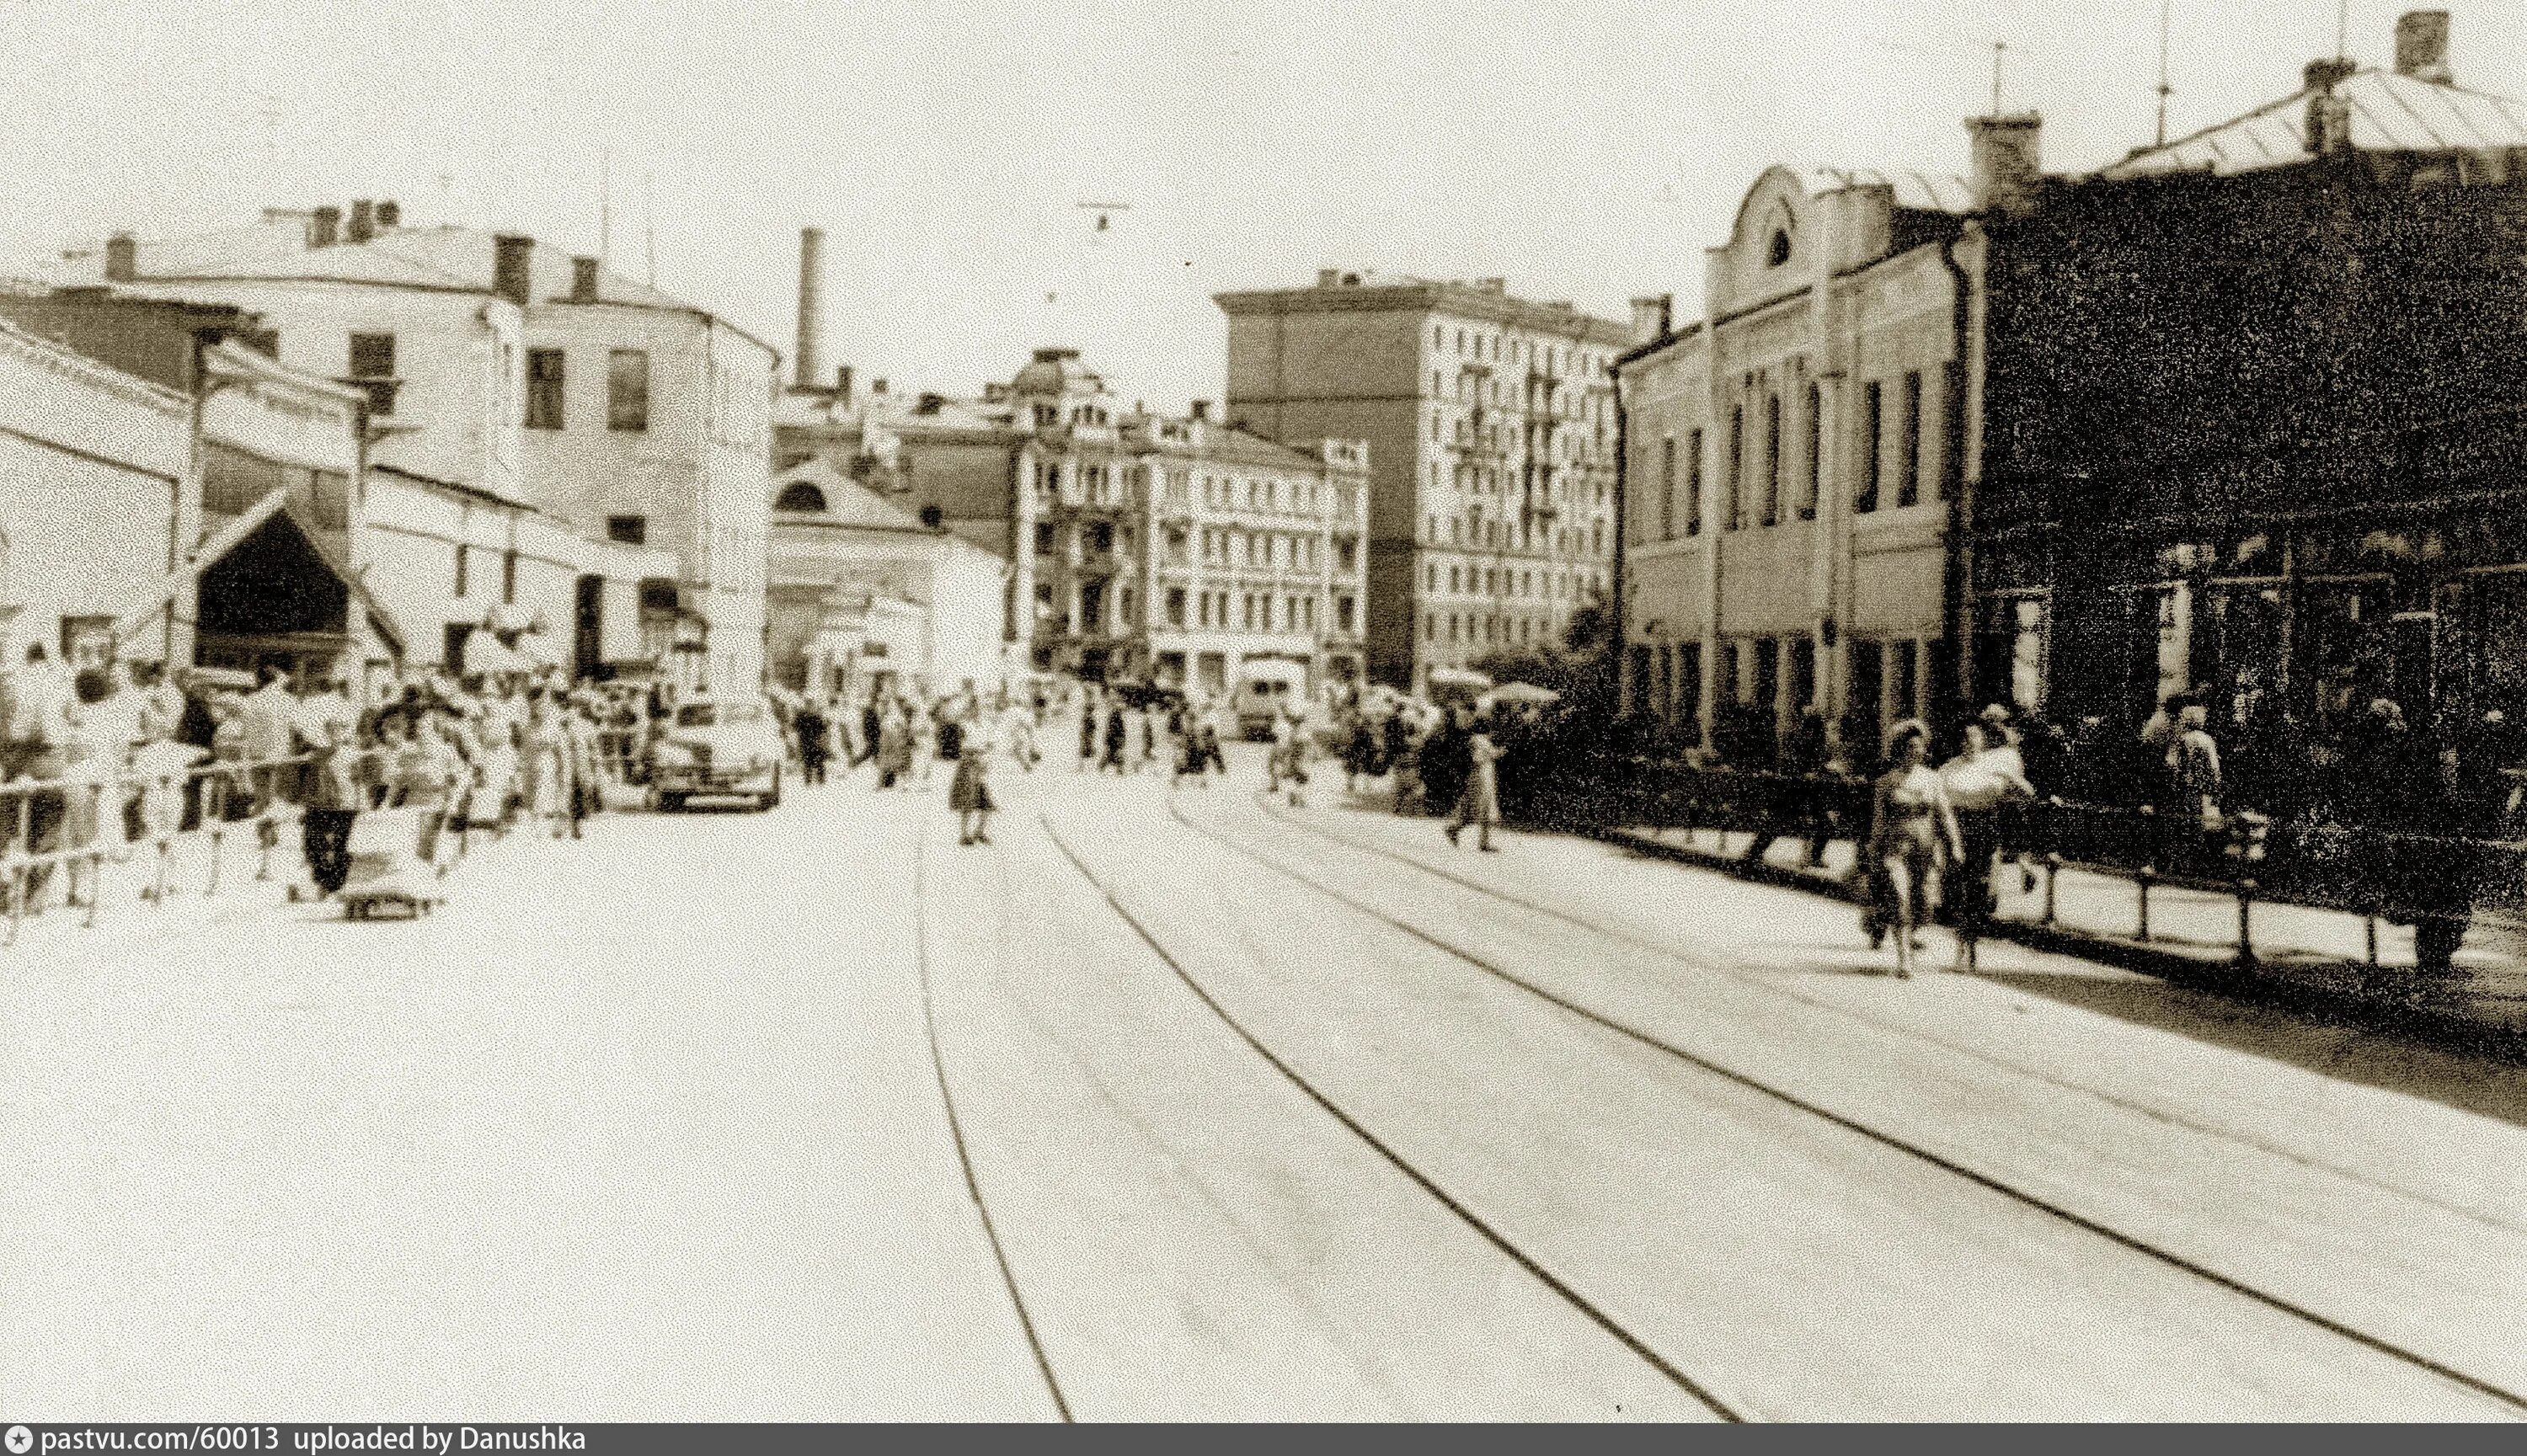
[910,823,1074,1422]
[1236,792,2527,1241]
[1030,808,1750,1422]
[1150,787,2527,1417]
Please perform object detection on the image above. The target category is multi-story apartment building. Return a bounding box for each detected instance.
[1612,156,1984,758]
[1215,272,1637,690]
[29,201,762,689]
[774,347,1369,693]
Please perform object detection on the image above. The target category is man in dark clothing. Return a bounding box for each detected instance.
[1743,707,1832,867]
[795,701,831,786]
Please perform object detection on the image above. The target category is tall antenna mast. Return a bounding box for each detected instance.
[598,148,613,268]
[2155,0,2175,146]
[1990,40,2008,115]
[643,171,657,286]
[2336,0,2351,58]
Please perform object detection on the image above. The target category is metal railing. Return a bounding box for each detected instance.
[1541,757,2526,972]
[0,730,649,948]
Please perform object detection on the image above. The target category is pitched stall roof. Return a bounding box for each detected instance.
[2103,67,2527,179]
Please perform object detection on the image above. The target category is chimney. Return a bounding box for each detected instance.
[104,232,137,283]
[794,227,827,392]
[833,365,853,402]
[2396,10,2451,85]
[492,234,533,309]
[1628,294,1673,344]
[1317,268,1342,287]
[347,200,375,244]
[1189,399,1211,422]
[2305,58,2358,154]
[569,255,600,303]
[308,205,341,248]
[1966,112,2044,213]
[375,200,401,228]
[871,377,888,396]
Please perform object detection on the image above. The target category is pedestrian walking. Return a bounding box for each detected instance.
[1100,701,1129,774]
[1864,720,1965,979]
[296,716,363,900]
[876,701,915,790]
[796,699,831,786]
[1938,720,2035,972]
[950,739,995,846]
[1444,714,1504,851]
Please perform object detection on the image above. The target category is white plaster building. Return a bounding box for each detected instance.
[30,202,759,685]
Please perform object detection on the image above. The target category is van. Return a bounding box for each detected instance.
[1231,659,1311,740]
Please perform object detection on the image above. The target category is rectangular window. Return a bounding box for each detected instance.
[348,332,395,379]
[1659,435,1677,541]
[1726,406,1744,531]
[1338,595,1355,632]
[1799,383,1821,521]
[1034,521,1055,553]
[606,514,647,545]
[1166,588,1186,627]
[346,332,397,416]
[1754,637,1780,718]
[1761,394,1782,527]
[1897,371,1923,507]
[1717,640,1741,704]
[606,349,650,433]
[1686,429,1704,536]
[1891,637,1921,718]
[1857,381,1883,514]
[525,348,565,429]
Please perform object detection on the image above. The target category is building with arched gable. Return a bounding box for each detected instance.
[1614,141,2003,760]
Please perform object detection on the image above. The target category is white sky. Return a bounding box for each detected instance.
[7,1,2524,408]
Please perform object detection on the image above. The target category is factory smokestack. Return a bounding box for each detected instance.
[794,227,826,392]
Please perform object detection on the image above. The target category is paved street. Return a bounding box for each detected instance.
[8,745,2527,1420]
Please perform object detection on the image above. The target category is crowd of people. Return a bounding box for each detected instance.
[1619,688,2514,978]
[0,646,663,914]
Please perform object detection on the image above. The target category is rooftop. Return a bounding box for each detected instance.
[2102,66,2527,180]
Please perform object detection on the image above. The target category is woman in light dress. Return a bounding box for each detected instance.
[1445,713,1504,852]
[1865,720,1966,979]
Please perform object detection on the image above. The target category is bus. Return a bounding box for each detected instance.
[1231,657,1311,739]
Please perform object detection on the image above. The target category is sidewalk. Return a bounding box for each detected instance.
[0,790,644,967]
[1595,819,2527,1048]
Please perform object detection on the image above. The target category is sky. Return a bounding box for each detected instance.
[7,0,2525,410]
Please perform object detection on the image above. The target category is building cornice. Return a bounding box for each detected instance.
[1215,283,1634,346]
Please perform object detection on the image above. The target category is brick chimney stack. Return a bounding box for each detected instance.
[493,234,534,309]
[308,205,341,248]
[1629,295,1673,344]
[2305,57,2358,154]
[570,256,600,303]
[104,232,137,283]
[2396,10,2452,85]
[347,200,375,244]
[1966,113,2044,214]
[794,227,827,392]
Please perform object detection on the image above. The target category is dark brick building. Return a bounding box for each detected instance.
[1973,14,2527,743]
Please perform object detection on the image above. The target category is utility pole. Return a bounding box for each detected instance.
[2156,0,2175,146]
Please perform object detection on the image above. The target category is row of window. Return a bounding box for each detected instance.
[1429,323,1611,381]
[1424,512,1609,557]
[1421,560,1595,602]
[1634,636,1932,736]
[1642,371,1931,543]
[1420,610,1563,648]
[1166,589,1325,633]
[344,333,654,433]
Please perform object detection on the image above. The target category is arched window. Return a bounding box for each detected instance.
[1767,229,1792,267]
[774,481,828,513]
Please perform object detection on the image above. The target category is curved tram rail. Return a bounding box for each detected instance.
[1142,787,2527,1418]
